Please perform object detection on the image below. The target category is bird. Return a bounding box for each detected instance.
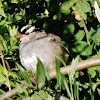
[17,25,69,74]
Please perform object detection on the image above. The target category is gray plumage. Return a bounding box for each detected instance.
[18,25,69,73]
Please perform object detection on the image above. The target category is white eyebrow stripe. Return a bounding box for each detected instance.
[21,26,26,32]
[21,25,33,32]
[25,26,35,33]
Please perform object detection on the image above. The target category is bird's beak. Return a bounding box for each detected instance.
[17,34,25,38]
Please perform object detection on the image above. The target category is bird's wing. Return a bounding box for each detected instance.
[48,33,70,55]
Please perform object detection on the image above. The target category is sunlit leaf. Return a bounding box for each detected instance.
[6,13,14,22]
[0,89,5,95]
[45,9,49,17]
[69,56,79,83]
[88,67,96,78]
[97,88,100,95]
[75,0,91,20]
[0,7,6,17]
[0,1,3,7]
[0,35,8,52]
[60,0,78,15]
[9,0,19,3]
[14,15,23,22]
[53,15,57,20]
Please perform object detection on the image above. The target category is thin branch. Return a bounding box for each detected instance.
[81,17,90,45]
[49,57,100,79]
[0,57,100,99]
[0,43,11,91]
[72,6,90,45]
[5,60,12,73]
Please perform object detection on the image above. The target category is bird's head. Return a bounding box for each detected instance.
[17,25,36,38]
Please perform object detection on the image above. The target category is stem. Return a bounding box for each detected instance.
[0,43,11,91]
[81,17,90,45]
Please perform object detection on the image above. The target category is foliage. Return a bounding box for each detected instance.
[0,0,100,99]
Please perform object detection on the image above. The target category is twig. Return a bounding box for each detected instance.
[81,17,90,45]
[0,43,11,91]
[5,60,12,73]
[0,57,100,99]
[72,6,90,45]
[0,85,29,100]
[49,57,100,79]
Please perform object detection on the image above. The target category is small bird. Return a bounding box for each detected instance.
[17,25,69,74]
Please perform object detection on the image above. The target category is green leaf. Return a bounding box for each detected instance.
[97,88,100,95]
[0,64,7,84]
[76,82,79,100]
[3,2,8,9]
[36,58,46,84]
[96,27,100,43]
[88,67,96,78]
[75,0,91,13]
[69,56,79,83]
[88,27,96,40]
[0,20,6,25]
[45,0,50,3]
[75,1,91,20]
[89,75,94,99]
[78,21,83,27]
[0,1,3,7]
[81,1,91,12]
[63,78,71,98]
[0,7,6,17]
[92,33,100,46]
[0,35,8,52]
[16,83,29,97]
[0,74,6,83]
[0,89,5,95]
[11,45,19,50]
[30,90,52,100]
[38,90,48,99]
[56,57,61,90]
[63,24,75,34]
[56,55,66,66]
[6,13,14,22]
[9,0,20,3]
[60,0,78,15]
[92,81,100,93]
[72,41,93,56]
[53,15,58,20]
[60,73,67,90]
[0,63,5,74]
[16,63,32,85]
[9,71,21,80]
[95,65,100,73]
[14,15,23,22]
[74,30,85,41]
